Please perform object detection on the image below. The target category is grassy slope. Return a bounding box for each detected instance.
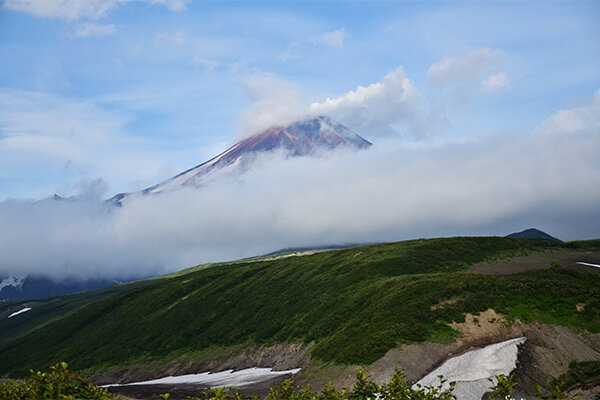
[0,280,159,351]
[1,237,599,377]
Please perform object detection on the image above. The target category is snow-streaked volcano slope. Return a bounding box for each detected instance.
[109,116,370,205]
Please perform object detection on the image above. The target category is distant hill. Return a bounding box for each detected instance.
[0,275,131,302]
[506,228,562,242]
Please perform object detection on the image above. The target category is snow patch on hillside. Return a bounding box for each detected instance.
[577,262,600,268]
[415,337,526,400]
[8,307,32,318]
[103,367,301,388]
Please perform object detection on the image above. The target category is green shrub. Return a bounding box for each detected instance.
[552,360,600,390]
[0,362,115,400]
[179,368,458,400]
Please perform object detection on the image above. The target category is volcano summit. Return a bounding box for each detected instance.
[110,116,371,205]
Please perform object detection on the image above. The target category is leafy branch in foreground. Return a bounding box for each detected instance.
[487,373,518,400]
[0,363,588,400]
[183,367,458,400]
[0,362,116,400]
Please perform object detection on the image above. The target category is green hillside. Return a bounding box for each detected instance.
[0,279,158,351]
[1,237,599,377]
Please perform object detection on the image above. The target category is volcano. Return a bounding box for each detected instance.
[109,116,371,205]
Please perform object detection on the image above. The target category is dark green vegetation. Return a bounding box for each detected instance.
[0,362,116,400]
[0,363,583,400]
[0,363,490,400]
[1,237,599,377]
[0,279,158,352]
[553,361,600,391]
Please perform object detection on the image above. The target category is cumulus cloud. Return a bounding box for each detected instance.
[536,89,600,135]
[309,67,442,138]
[1,92,599,281]
[311,28,347,48]
[2,0,188,21]
[237,74,309,138]
[428,48,505,87]
[480,72,510,94]
[71,22,116,38]
[428,48,510,99]
[239,64,448,140]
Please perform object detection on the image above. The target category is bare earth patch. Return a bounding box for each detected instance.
[354,309,599,397]
[466,250,600,275]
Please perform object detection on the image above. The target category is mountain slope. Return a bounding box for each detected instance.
[507,228,562,242]
[2,237,599,378]
[110,116,371,205]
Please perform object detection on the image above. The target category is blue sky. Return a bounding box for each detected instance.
[1,0,599,199]
[1,1,600,278]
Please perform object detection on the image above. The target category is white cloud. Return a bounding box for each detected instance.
[238,65,446,140]
[71,22,116,38]
[2,0,188,21]
[3,0,119,21]
[148,0,188,12]
[428,48,511,100]
[428,48,506,88]
[237,74,309,138]
[480,72,510,94]
[0,89,188,199]
[74,177,109,200]
[309,66,440,138]
[536,89,600,135]
[279,28,347,62]
[311,28,347,48]
[1,93,599,280]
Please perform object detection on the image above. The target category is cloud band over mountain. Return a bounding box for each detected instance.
[1,91,598,280]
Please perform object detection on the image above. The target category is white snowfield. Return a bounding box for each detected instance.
[8,307,32,318]
[577,262,600,268]
[415,337,527,400]
[103,367,301,388]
